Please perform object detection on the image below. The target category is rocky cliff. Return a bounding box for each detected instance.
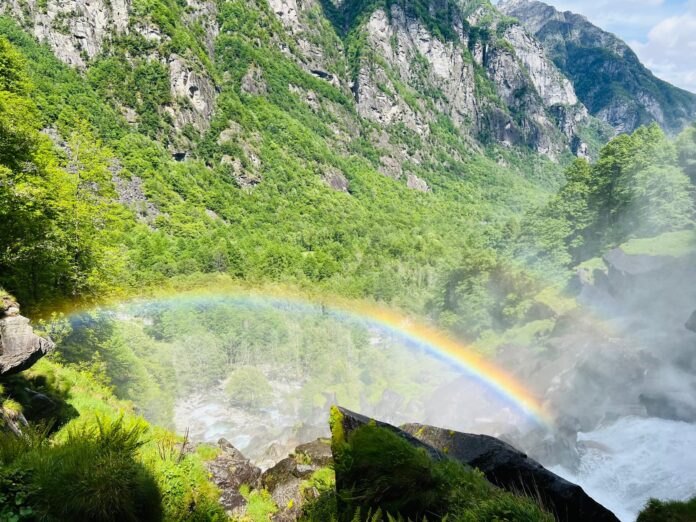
[0,0,218,154]
[1,0,610,165]
[500,0,696,134]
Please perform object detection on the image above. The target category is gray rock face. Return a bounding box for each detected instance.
[1,0,130,68]
[2,0,218,142]
[166,54,217,133]
[206,438,262,517]
[0,297,54,376]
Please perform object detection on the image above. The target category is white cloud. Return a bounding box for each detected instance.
[629,3,696,92]
[544,0,674,40]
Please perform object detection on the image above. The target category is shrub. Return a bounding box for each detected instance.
[638,497,696,522]
[24,417,163,522]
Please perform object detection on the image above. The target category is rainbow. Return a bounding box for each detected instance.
[61,285,553,428]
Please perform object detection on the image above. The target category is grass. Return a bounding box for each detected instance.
[0,359,227,522]
[620,230,696,258]
[239,484,278,521]
[638,497,696,522]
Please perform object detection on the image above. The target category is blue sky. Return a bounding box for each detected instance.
[498,0,696,92]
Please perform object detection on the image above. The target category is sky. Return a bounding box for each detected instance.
[497,0,696,93]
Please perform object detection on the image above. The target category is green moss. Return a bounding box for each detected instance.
[332,424,552,521]
[240,484,278,521]
[329,406,346,447]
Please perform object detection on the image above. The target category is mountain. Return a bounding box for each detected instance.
[499,0,696,134]
[0,0,606,161]
[0,0,611,309]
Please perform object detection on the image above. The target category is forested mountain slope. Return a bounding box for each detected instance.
[0,0,601,311]
[0,0,694,340]
[500,0,696,134]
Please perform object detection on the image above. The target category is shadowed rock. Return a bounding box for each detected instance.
[0,297,54,375]
[686,310,696,333]
[262,438,332,521]
[332,407,618,522]
[402,423,620,522]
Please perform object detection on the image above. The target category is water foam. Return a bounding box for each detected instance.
[551,417,696,521]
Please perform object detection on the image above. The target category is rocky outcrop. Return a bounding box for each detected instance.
[333,407,618,522]
[1,0,130,68]
[0,296,54,376]
[500,0,696,134]
[403,423,619,522]
[260,438,331,521]
[166,54,217,133]
[346,2,592,159]
[686,310,696,333]
[206,438,262,517]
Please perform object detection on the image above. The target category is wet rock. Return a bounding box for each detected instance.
[604,248,672,277]
[686,310,696,333]
[402,423,620,522]
[0,298,54,376]
[205,438,261,517]
[639,393,696,423]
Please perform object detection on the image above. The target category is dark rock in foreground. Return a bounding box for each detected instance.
[403,423,620,522]
[334,407,618,522]
[262,438,332,521]
[0,296,54,375]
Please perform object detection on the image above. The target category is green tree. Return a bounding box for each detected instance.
[225,366,273,409]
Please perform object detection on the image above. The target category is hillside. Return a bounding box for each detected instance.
[2,0,696,520]
[500,0,696,134]
[0,0,611,315]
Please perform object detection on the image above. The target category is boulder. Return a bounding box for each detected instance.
[640,393,696,423]
[0,298,54,375]
[331,408,617,522]
[262,438,332,521]
[205,438,261,517]
[402,423,620,522]
[332,406,445,462]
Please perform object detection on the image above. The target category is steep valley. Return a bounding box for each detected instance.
[1,0,696,520]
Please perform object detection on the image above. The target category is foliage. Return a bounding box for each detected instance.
[638,497,696,522]
[0,359,226,521]
[225,366,273,409]
[515,124,696,273]
[239,484,278,521]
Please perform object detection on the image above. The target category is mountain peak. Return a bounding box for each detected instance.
[500,0,696,133]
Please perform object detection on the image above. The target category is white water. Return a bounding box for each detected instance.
[550,417,696,521]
